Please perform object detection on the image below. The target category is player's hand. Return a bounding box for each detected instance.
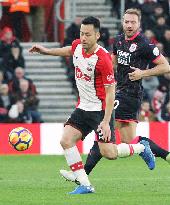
[97,121,111,142]
[29,44,48,54]
[128,66,144,81]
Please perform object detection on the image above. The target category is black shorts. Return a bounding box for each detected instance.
[65,108,115,143]
[115,92,142,121]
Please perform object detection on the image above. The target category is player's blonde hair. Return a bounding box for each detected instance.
[124,8,141,22]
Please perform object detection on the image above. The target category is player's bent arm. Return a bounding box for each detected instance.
[103,84,115,123]
[111,54,117,67]
[142,54,170,77]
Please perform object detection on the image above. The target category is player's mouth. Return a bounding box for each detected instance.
[82,43,88,47]
[127,29,133,32]
[126,30,134,36]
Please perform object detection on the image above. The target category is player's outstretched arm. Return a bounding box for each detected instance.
[29,44,72,57]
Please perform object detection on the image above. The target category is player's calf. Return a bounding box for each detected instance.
[98,142,118,160]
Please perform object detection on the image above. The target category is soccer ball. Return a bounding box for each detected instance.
[9,127,33,151]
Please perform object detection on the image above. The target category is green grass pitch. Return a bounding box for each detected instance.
[0,155,170,205]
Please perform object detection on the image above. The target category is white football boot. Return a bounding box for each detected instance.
[166,153,170,164]
[59,170,80,185]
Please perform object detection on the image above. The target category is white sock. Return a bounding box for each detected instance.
[166,153,170,162]
[117,143,145,158]
[64,146,91,186]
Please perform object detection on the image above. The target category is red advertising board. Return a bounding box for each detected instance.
[0,122,169,155]
[149,122,169,151]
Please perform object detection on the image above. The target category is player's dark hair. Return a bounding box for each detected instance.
[81,16,100,32]
[124,8,141,21]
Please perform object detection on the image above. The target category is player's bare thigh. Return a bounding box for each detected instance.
[60,125,82,149]
[98,142,118,160]
[115,121,137,143]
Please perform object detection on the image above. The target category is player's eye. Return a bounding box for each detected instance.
[80,32,91,37]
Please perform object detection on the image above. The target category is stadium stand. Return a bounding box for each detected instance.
[22,42,76,122]
[68,0,120,38]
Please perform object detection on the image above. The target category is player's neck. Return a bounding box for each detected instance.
[84,43,98,54]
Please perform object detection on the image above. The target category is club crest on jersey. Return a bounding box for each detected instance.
[87,62,94,71]
[129,43,137,52]
[87,67,92,71]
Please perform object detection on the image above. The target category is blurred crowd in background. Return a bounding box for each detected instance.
[0,26,43,123]
[0,0,170,123]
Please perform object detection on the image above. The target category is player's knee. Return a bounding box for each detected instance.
[60,138,66,149]
[60,137,72,149]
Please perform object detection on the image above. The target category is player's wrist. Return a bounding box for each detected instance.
[141,70,148,78]
[43,48,51,55]
[102,119,110,124]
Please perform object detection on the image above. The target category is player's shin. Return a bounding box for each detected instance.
[84,141,102,175]
[64,146,91,186]
[117,143,145,157]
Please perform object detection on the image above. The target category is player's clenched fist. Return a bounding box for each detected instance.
[29,44,49,54]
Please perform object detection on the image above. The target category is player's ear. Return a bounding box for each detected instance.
[96,32,100,40]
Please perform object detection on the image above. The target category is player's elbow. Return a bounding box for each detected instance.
[162,61,170,73]
[166,64,170,73]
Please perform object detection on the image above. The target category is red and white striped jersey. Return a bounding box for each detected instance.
[72,39,115,111]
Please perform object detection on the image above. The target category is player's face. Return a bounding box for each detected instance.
[80,24,100,52]
[123,14,140,38]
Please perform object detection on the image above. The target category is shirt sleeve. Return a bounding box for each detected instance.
[71,39,81,54]
[100,53,115,86]
[145,43,161,62]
